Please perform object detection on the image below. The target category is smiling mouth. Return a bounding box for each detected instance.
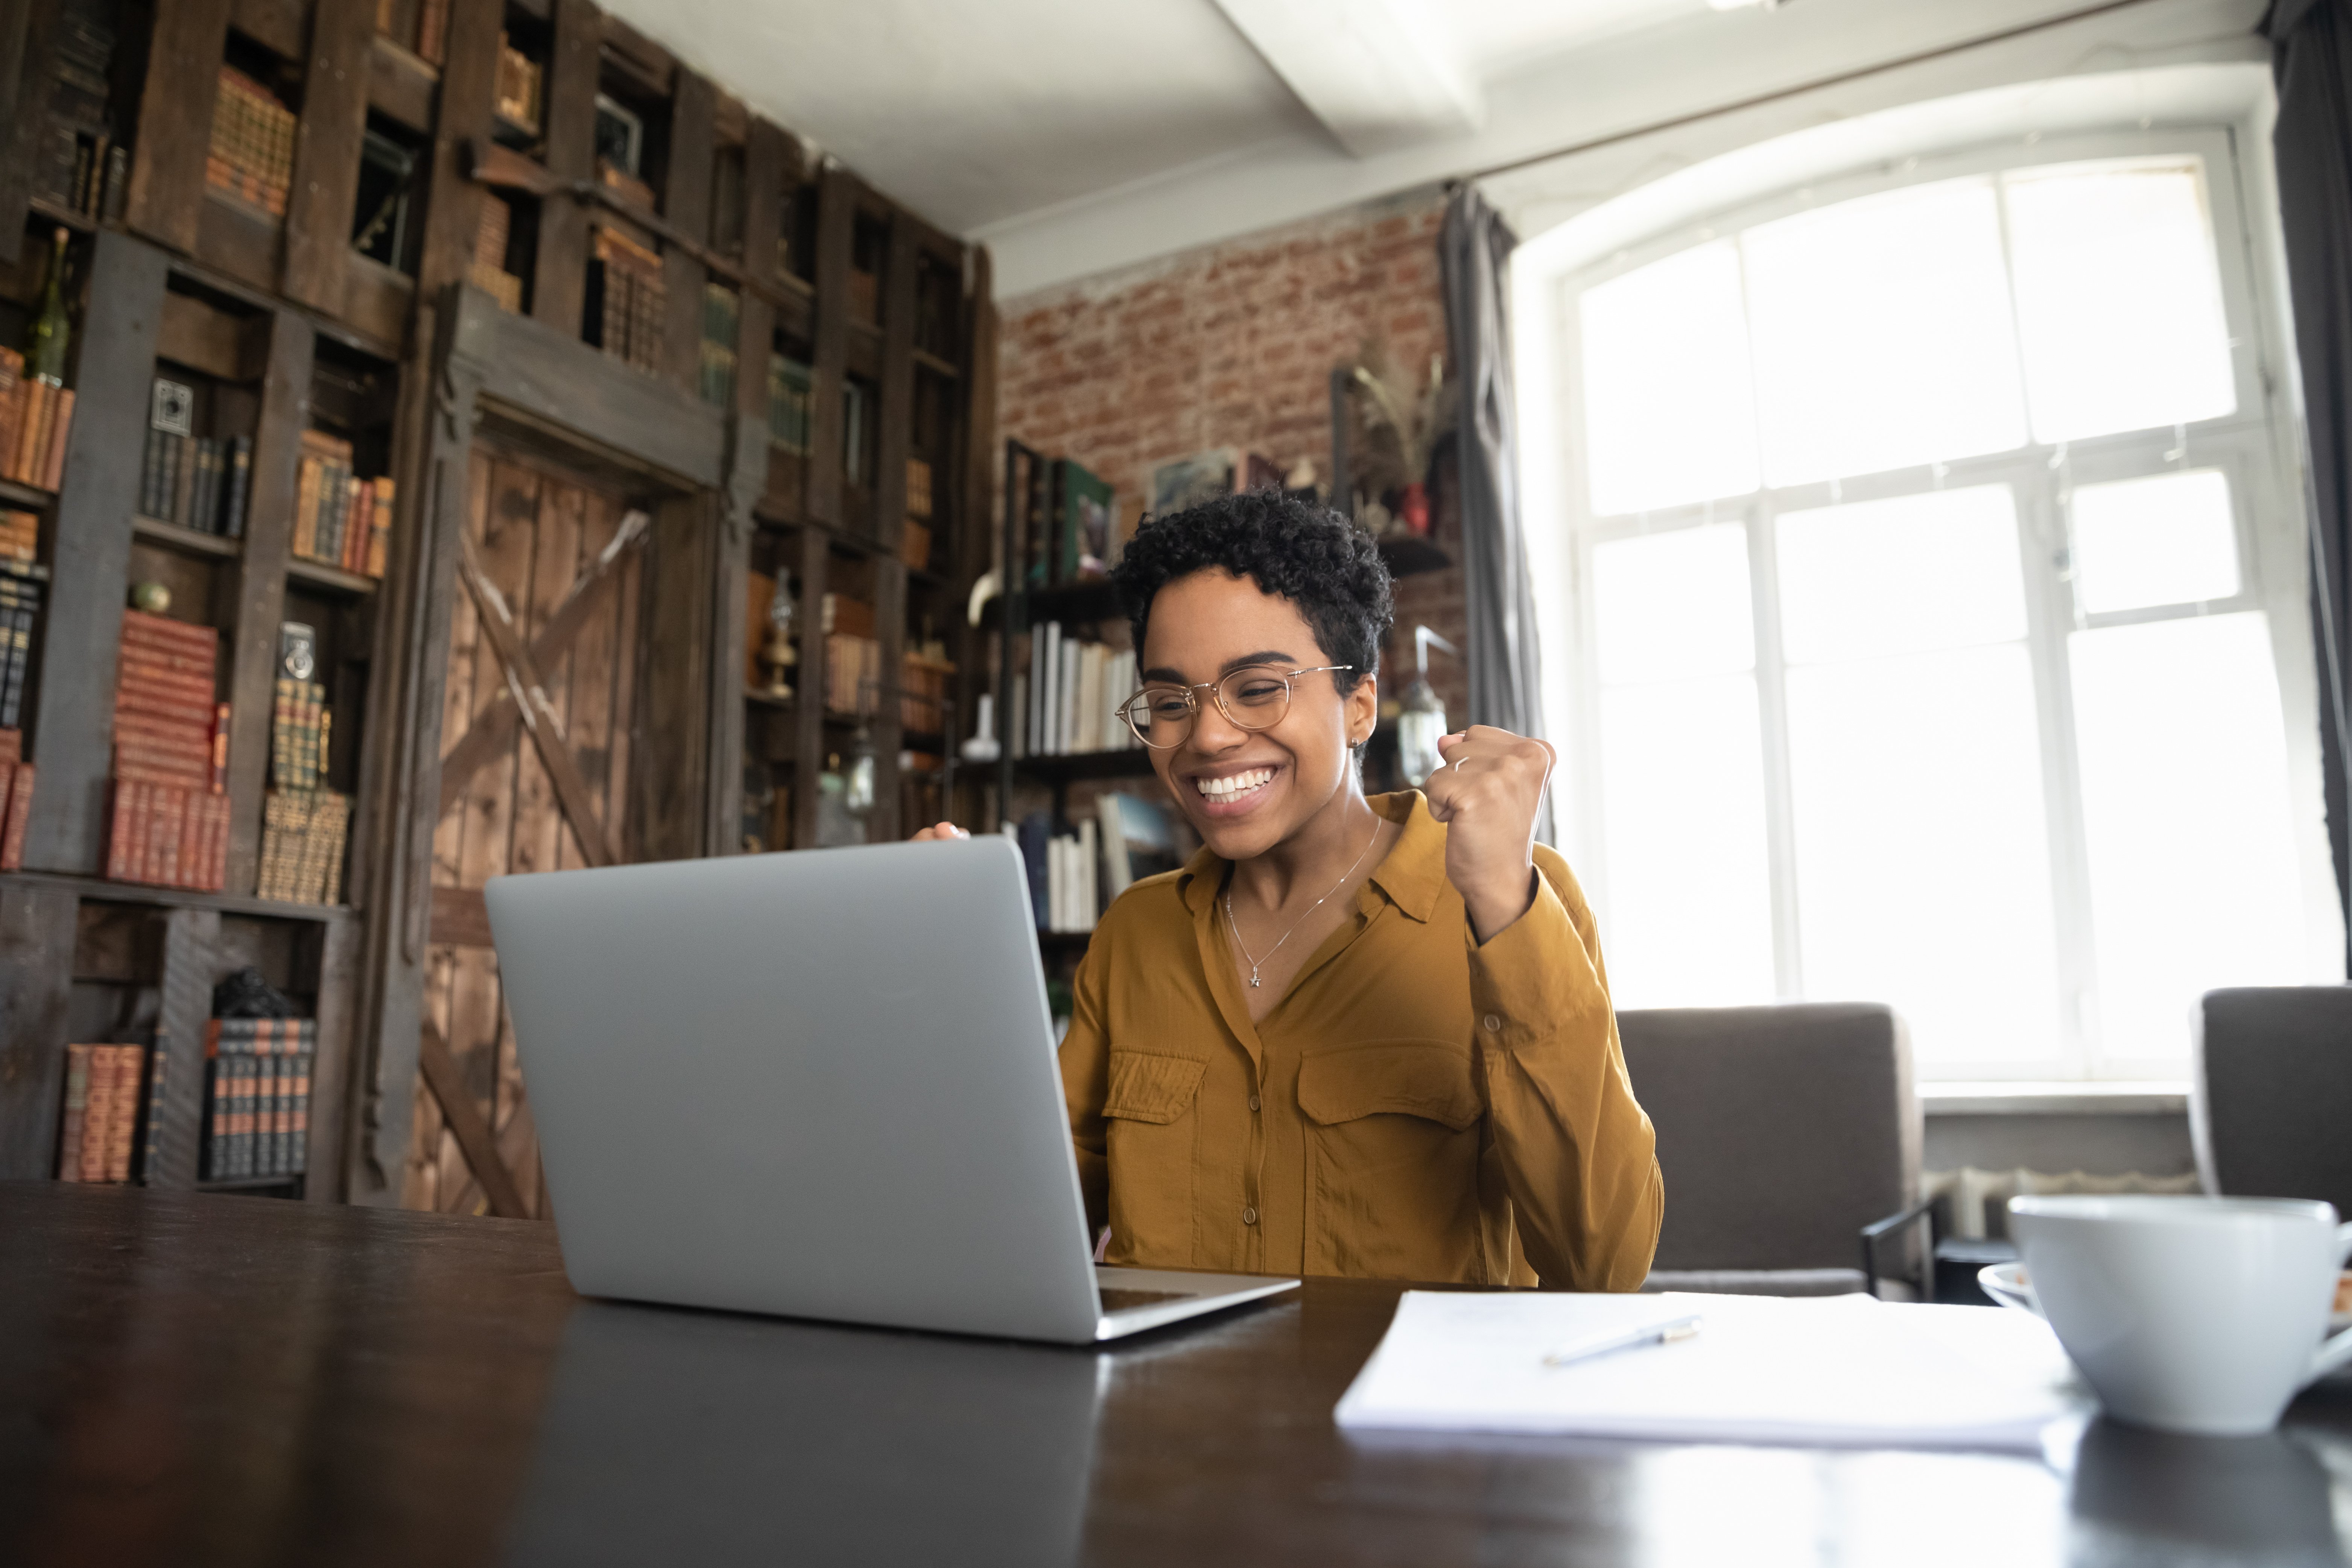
[1193,766,1276,807]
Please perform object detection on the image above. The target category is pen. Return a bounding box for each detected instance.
[1542,1315,1703,1367]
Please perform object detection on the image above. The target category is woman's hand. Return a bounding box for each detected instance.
[1424,726,1555,943]
[910,821,968,842]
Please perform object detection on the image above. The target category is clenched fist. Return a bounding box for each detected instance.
[1423,726,1555,943]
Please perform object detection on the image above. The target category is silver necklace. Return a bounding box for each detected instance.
[1224,816,1383,989]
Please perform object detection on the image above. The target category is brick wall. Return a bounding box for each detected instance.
[996,187,1469,723]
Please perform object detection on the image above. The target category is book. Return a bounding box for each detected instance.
[222,436,252,538]
[1,763,35,871]
[202,1056,229,1179]
[56,1042,91,1180]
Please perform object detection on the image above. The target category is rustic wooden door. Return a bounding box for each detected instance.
[404,450,645,1217]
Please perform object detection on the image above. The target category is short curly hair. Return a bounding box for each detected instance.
[1111,489,1393,694]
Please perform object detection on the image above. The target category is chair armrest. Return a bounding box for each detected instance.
[1859,1199,1936,1303]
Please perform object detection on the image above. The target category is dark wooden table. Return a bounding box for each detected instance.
[4,1184,2349,1567]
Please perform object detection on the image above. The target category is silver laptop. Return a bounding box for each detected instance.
[484,835,1297,1343]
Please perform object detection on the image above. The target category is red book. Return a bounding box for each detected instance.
[117,633,217,670]
[0,762,30,872]
[80,1044,116,1181]
[56,1042,90,1181]
[0,728,21,764]
[41,387,72,492]
[155,786,186,886]
[138,781,166,884]
[11,381,48,484]
[120,609,219,656]
[105,1047,138,1182]
[106,779,133,880]
[114,687,217,723]
[112,716,213,752]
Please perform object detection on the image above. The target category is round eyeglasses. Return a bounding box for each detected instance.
[1116,665,1355,749]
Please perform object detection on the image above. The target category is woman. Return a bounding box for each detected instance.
[921,491,1660,1287]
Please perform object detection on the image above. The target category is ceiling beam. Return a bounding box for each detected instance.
[1209,0,1484,157]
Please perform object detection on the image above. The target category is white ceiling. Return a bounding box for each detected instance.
[597,0,1706,239]
[597,0,2257,299]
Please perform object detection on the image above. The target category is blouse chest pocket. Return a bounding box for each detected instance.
[1098,1051,1206,1268]
[1297,1041,1483,1279]
[1297,1041,1480,1133]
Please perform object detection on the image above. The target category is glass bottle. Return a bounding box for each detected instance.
[27,228,71,384]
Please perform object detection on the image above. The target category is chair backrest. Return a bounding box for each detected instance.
[2191,987,2352,1215]
[1617,1003,1917,1272]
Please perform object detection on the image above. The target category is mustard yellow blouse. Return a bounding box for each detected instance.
[1058,789,1663,1288]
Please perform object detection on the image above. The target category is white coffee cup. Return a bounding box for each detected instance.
[1980,1195,2352,1436]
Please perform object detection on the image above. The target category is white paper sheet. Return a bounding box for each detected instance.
[1334,1290,2085,1452]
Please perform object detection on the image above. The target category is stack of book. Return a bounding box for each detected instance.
[0,729,36,872]
[292,429,391,577]
[105,610,230,891]
[699,284,739,409]
[900,651,954,737]
[139,381,252,536]
[256,789,350,904]
[1020,623,1139,758]
[900,457,934,568]
[202,1017,315,1181]
[470,196,523,312]
[207,67,296,217]
[0,563,42,731]
[589,225,667,374]
[1011,792,1183,935]
[56,1043,153,1183]
[494,32,542,131]
[262,655,349,902]
[767,354,813,455]
[273,672,327,789]
[0,348,76,492]
[824,634,883,718]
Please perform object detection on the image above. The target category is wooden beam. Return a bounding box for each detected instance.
[790,524,827,848]
[455,526,623,869]
[125,0,234,254]
[634,495,713,863]
[806,166,856,527]
[304,913,358,1202]
[417,1020,530,1219]
[221,309,313,895]
[734,118,788,426]
[661,68,716,393]
[228,0,305,59]
[0,882,77,1178]
[415,0,503,296]
[149,905,221,1189]
[281,0,374,316]
[869,217,920,841]
[24,230,167,874]
[530,0,599,335]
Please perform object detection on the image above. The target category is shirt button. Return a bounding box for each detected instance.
[1242,1206,1259,1225]
[1248,1094,1261,1112]
[1484,1013,1503,1032]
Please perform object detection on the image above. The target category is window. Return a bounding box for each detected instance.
[1552,133,2333,1078]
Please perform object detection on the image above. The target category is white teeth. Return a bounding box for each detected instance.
[1195,767,1273,800]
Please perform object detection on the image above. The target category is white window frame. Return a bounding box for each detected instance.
[1544,125,2338,1081]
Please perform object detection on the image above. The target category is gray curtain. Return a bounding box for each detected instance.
[1440,183,1554,843]
[2264,0,2352,969]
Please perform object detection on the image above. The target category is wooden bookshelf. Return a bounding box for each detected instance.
[0,0,995,1219]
